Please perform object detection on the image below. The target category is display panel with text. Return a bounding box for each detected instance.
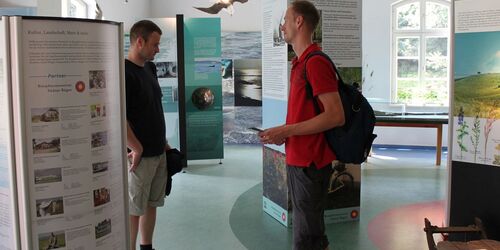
[10,17,128,250]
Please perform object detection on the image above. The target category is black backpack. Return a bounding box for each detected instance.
[304,51,377,164]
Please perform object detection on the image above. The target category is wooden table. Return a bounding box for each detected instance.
[375,115,449,166]
[437,239,500,249]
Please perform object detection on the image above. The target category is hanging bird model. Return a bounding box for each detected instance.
[194,0,249,16]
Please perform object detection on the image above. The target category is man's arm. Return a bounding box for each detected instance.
[127,121,143,172]
[260,91,344,145]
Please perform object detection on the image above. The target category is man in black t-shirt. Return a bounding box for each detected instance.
[125,20,170,250]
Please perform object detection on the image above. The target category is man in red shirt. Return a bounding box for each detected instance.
[260,1,345,249]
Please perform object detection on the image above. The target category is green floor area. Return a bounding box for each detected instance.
[152,144,447,250]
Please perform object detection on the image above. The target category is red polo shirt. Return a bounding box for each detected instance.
[285,44,338,168]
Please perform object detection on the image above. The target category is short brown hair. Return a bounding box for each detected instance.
[129,20,162,44]
[291,1,320,32]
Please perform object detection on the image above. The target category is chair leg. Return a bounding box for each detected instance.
[474,217,488,239]
[424,218,438,250]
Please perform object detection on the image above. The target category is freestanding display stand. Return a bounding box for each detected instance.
[1,16,128,250]
[449,0,500,240]
[182,17,224,161]
[0,16,19,250]
[261,0,363,227]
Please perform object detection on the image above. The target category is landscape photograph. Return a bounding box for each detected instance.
[454,32,500,118]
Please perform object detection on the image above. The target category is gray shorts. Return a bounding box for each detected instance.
[128,153,167,216]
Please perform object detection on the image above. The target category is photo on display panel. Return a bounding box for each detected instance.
[92,161,109,174]
[31,107,60,123]
[221,32,262,59]
[95,218,112,239]
[272,0,286,47]
[195,60,221,75]
[93,187,111,207]
[89,70,106,89]
[91,131,108,148]
[234,59,262,106]
[36,196,64,217]
[90,104,106,119]
[221,59,233,79]
[221,31,262,144]
[222,58,235,107]
[38,230,66,250]
[454,32,500,118]
[324,162,361,211]
[34,168,62,185]
[32,137,61,154]
[263,147,289,210]
[154,61,177,78]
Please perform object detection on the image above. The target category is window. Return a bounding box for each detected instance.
[391,0,450,107]
[69,0,88,17]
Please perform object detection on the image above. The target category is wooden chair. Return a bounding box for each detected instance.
[424,217,489,250]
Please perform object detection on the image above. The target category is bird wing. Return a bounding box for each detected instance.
[193,2,226,14]
[233,0,249,3]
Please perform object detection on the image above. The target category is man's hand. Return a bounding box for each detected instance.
[259,125,290,145]
[128,148,142,172]
[126,121,143,172]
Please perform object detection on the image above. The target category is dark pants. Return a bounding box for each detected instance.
[287,163,332,250]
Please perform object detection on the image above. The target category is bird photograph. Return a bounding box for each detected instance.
[194,0,249,16]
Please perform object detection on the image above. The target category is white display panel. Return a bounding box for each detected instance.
[11,17,127,250]
[455,0,500,34]
[261,0,288,101]
[311,0,362,67]
[452,0,500,166]
[0,17,18,250]
[150,18,180,150]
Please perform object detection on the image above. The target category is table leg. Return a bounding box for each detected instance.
[436,124,443,166]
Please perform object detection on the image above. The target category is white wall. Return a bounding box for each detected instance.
[36,0,62,17]
[1,0,445,147]
[362,0,392,104]
[374,125,449,147]
[96,0,150,30]
[362,0,449,147]
[0,0,35,7]
[150,0,262,32]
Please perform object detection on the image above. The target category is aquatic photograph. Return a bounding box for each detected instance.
[234,59,262,106]
[221,32,261,59]
[195,60,221,75]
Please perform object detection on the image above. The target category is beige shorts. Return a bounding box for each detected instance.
[128,153,167,216]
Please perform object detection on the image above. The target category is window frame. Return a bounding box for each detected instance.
[391,0,451,108]
[62,0,95,18]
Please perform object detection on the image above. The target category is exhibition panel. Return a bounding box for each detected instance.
[0,16,19,250]
[449,0,500,240]
[7,16,128,250]
[183,18,224,160]
[261,0,363,227]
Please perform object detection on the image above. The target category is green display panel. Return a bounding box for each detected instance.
[184,18,223,160]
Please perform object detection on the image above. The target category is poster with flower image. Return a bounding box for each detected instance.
[453,23,500,166]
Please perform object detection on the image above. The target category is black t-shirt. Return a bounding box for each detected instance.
[125,59,166,157]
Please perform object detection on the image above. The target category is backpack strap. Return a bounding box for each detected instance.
[303,51,344,114]
[303,51,363,113]
[303,51,345,89]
